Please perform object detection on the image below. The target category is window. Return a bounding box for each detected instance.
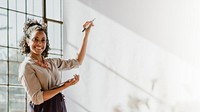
[0,0,63,111]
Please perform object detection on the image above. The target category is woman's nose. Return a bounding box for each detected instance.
[37,41,43,45]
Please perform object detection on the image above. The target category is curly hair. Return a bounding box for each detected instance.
[19,19,50,57]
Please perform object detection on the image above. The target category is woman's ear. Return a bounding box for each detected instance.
[26,38,30,46]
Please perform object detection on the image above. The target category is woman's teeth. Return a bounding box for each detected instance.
[36,47,42,50]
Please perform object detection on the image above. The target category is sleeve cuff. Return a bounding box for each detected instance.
[31,91,44,105]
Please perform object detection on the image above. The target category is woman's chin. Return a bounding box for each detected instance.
[32,51,44,55]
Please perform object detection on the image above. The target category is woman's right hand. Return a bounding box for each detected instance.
[63,74,79,88]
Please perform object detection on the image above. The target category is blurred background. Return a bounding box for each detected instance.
[1,0,200,112]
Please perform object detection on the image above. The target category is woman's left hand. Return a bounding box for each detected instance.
[83,21,94,35]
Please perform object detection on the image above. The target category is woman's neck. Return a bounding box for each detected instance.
[29,53,43,62]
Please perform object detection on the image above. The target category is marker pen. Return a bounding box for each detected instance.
[82,18,96,32]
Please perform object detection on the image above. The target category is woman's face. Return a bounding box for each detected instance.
[27,30,47,56]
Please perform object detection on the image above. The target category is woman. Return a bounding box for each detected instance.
[18,19,94,112]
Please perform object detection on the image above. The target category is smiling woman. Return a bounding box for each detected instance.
[18,19,78,112]
[18,18,94,112]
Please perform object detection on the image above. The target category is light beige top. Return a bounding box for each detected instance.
[18,57,79,105]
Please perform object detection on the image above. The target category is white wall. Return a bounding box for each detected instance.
[63,0,200,112]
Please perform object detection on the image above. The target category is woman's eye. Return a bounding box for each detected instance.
[32,38,46,43]
[42,39,46,42]
[32,39,38,42]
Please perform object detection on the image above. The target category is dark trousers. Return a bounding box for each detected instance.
[29,93,67,112]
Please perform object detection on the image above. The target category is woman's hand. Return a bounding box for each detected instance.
[83,21,94,35]
[63,74,80,88]
[43,74,79,102]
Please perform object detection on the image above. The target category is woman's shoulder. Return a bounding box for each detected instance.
[18,57,35,79]
[20,57,34,67]
[19,57,40,73]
